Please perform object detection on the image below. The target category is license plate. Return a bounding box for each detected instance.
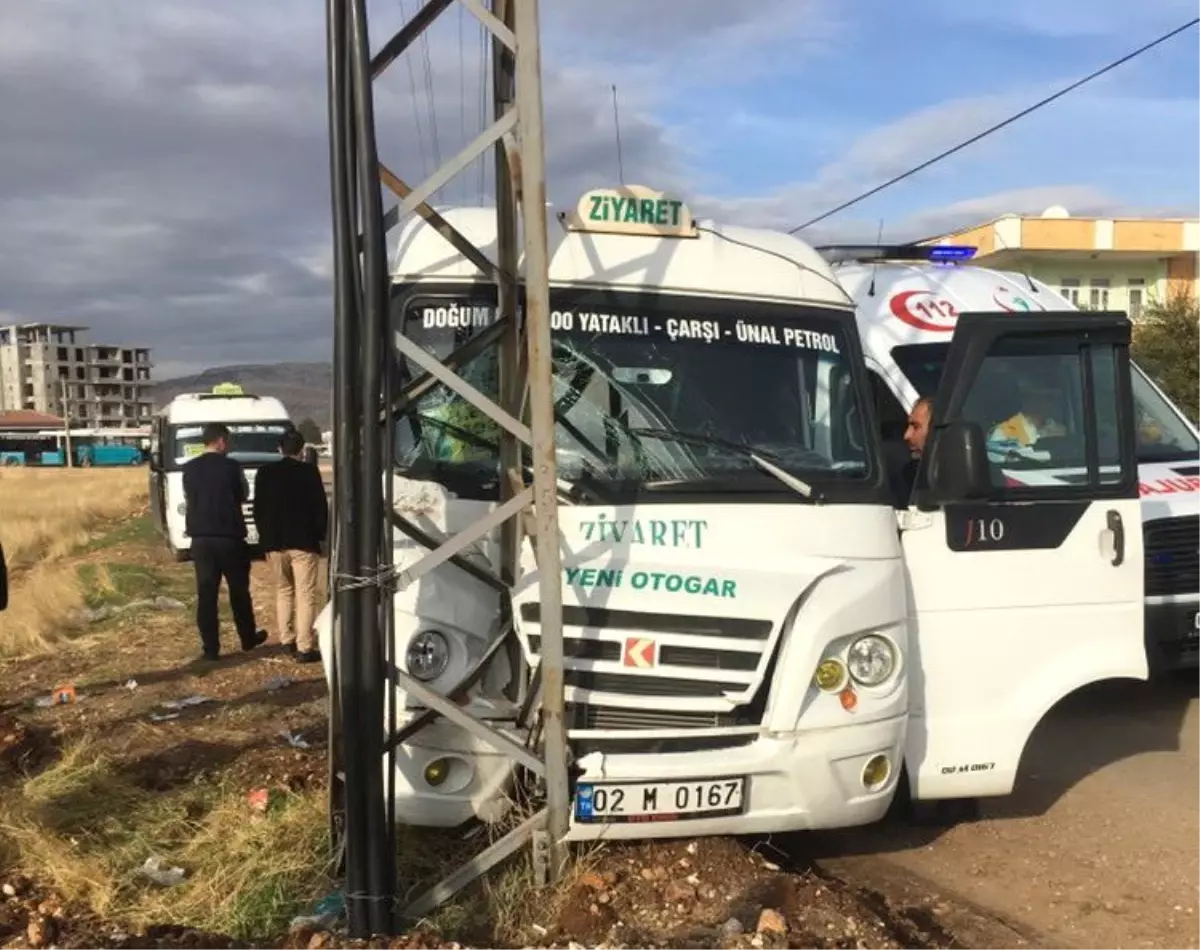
[574,777,745,824]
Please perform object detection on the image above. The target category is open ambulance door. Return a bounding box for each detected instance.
[901,311,1146,801]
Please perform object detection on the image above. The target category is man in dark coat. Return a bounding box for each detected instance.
[253,428,328,663]
[181,422,267,660]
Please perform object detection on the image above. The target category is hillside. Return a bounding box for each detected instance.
[151,362,332,427]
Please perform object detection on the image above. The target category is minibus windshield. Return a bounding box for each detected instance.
[394,292,877,502]
[170,422,291,467]
[892,342,1198,465]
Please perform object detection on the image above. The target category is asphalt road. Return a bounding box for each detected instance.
[810,675,1199,948]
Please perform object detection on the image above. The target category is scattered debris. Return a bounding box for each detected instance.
[82,596,186,625]
[161,695,213,711]
[247,788,271,812]
[265,676,295,692]
[290,891,346,932]
[124,678,139,690]
[280,728,311,749]
[136,856,186,887]
[34,681,77,705]
[148,712,180,723]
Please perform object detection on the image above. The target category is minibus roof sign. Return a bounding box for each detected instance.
[562,185,699,239]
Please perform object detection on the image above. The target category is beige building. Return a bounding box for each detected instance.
[0,323,153,429]
[922,207,1199,319]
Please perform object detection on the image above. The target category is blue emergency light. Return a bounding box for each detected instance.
[926,245,977,262]
[816,243,979,265]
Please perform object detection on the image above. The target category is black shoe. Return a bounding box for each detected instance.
[295,650,322,664]
[242,629,269,652]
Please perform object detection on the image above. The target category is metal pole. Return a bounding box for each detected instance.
[348,0,395,933]
[325,0,371,936]
[511,0,569,879]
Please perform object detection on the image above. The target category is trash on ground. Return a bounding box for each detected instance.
[247,788,271,812]
[161,695,213,711]
[148,712,180,723]
[137,856,186,887]
[124,679,138,691]
[82,596,186,625]
[291,891,345,931]
[35,684,78,707]
[265,676,294,692]
[279,729,310,749]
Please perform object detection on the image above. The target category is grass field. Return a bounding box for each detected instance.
[0,468,149,657]
[0,468,338,943]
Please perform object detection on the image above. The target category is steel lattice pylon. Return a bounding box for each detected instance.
[324,0,567,938]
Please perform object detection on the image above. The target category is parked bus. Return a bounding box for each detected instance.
[314,186,1146,838]
[0,429,145,467]
[148,384,294,560]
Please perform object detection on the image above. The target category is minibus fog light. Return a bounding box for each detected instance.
[862,754,891,790]
[407,630,450,682]
[847,635,895,686]
[424,758,451,787]
[813,658,847,692]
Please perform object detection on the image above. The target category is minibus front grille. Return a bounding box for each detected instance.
[1145,516,1199,597]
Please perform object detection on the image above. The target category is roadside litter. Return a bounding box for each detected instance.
[136,856,186,887]
[82,596,185,625]
[264,676,294,692]
[34,683,79,707]
[148,694,213,723]
[279,729,310,749]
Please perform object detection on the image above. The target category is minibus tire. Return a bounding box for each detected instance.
[893,767,981,827]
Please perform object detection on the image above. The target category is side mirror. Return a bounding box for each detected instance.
[926,421,992,501]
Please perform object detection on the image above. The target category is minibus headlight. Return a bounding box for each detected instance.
[406,630,450,682]
[847,635,895,686]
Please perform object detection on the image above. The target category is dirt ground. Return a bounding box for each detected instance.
[801,676,1200,950]
[1,507,1195,948]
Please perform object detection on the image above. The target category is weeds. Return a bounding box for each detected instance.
[0,469,149,656]
[0,744,333,941]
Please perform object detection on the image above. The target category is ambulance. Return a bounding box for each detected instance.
[148,384,295,559]
[316,186,1148,837]
[824,244,1198,674]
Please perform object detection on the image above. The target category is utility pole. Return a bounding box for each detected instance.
[59,379,72,467]
[324,0,566,938]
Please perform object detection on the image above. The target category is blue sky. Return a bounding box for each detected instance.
[0,0,1195,374]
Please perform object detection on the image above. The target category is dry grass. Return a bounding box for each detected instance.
[0,745,334,941]
[0,468,147,657]
[0,468,147,570]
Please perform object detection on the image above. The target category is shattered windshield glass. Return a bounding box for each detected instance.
[392,294,875,499]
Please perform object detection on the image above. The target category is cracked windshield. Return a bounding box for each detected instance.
[394,297,872,496]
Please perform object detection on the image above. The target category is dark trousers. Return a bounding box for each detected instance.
[191,536,257,656]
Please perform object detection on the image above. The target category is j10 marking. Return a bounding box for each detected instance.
[964,516,1005,546]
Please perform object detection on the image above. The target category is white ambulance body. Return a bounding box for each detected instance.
[315,189,1148,838]
[149,386,294,558]
[828,245,1198,673]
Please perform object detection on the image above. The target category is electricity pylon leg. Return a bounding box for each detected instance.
[324,0,568,936]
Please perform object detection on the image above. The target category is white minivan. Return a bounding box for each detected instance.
[826,244,1199,673]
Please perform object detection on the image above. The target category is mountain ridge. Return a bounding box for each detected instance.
[151,362,333,428]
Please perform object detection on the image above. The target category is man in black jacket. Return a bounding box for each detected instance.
[253,428,328,663]
[182,422,267,660]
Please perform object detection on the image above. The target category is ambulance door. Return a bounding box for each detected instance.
[902,312,1145,800]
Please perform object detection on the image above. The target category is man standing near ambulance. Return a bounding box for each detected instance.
[253,428,328,663]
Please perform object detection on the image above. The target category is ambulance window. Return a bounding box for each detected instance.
[891,343,948,397]
[869,372,908,442]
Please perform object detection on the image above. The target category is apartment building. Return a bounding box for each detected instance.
[922,207,1199,319]
[0,323,153,429]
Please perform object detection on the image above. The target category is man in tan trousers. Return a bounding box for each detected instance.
[252,428,328,663]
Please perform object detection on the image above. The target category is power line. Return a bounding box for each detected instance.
[789,17,1200,234]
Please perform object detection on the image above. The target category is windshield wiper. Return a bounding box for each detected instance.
[627,427,820,500]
